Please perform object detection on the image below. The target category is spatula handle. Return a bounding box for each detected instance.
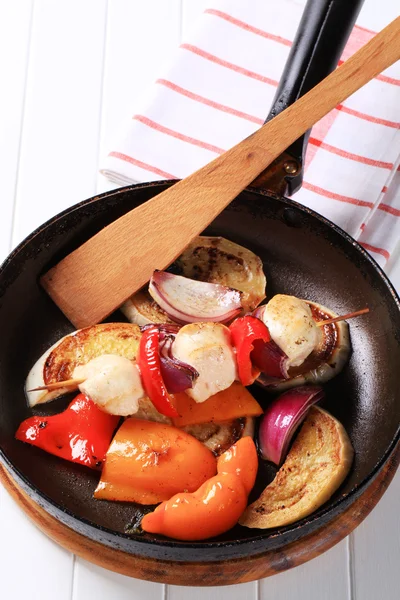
[230,15,400,189]
[261,0,365,196]
[41,17,400,328]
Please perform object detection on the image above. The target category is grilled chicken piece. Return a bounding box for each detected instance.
[26,323,141,406]
[74,355,145,416]
[260,295,322,368]
[239,406,353,529]
[172,322,237,403]
[258,301,350,391]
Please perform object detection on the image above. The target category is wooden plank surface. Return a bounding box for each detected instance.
[0,0,399,599]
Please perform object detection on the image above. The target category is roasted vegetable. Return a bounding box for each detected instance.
[94,419,217,504]
[138,326,179,417]
[175,236,266,313]
[149,270,242,324]
[182,417,255,457]
[26,323,142,406]
[171,382,262,428]
[229,315,271,385]
[141,436,258,540]
[239,406,353,529]
[122,236,267,325]
[258,386,324,465]
[121,289,174,326]
[16,393,119,469]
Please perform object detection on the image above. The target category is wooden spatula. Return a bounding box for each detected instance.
[41,17,400,329]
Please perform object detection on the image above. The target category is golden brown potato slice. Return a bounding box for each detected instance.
[239,406,353,529]
[26,323,141,406]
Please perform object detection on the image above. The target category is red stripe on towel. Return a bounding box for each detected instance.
[180,44,279,87]
[108,152,177,179]
[204,9,292,46]
[133,115,225,154]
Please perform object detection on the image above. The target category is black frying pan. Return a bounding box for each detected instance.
[1,0,399,567]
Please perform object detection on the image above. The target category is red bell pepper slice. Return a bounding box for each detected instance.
[138,326,179,418]
[15,393,120,470]
[230,315,271,386]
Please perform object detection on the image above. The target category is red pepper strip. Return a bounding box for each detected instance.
[138,326,179,417]
[15,393,119,470]
[230,316,271,386]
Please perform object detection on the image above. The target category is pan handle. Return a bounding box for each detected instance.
[253,0,365,196]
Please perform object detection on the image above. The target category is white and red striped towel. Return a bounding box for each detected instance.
[100,0,400,268]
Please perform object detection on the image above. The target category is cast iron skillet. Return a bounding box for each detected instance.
[1,0,399,564]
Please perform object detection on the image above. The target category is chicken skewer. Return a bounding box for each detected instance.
[28,307,368,395]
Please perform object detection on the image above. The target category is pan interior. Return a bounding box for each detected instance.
[0,182,399,558]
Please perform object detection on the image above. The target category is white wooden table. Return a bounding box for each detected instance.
[1,1,399,599]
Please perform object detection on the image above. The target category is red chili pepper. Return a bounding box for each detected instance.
[138,326,179,417]
[15,394,119,470]
[230,315,271,386]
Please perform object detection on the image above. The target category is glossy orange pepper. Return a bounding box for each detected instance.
[94,418,217,504]
[141,436,258,540]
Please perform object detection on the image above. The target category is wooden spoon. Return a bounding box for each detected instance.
[41,18,400,328]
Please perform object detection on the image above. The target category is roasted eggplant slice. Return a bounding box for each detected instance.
[257,301,350,391]
[121,289,174,326]
[240,406,353,529]
[175,236,266,313]
[26,323,141,406]
[122,236,266,324]
[183,417,255,456]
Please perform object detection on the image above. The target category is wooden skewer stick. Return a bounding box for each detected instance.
[316,308,369,327]
[27,378,85,392]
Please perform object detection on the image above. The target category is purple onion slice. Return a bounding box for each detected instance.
[149,271,242,324]
[159,336,199,394]
[259,386,324,465]
[251,337,289,380]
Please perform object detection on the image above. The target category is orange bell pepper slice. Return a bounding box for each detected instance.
[141,436,258,540]
[171,382,263,428]
[94,418,217,504]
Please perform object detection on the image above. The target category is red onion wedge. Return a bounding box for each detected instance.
[159,336,199,393]
[251,305,289,379]
[141,324,198,394]
[149,271,243,324]
[259,386,324,465]
[251,338,289,380]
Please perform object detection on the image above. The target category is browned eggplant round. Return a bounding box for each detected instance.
[1,0,399,568]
